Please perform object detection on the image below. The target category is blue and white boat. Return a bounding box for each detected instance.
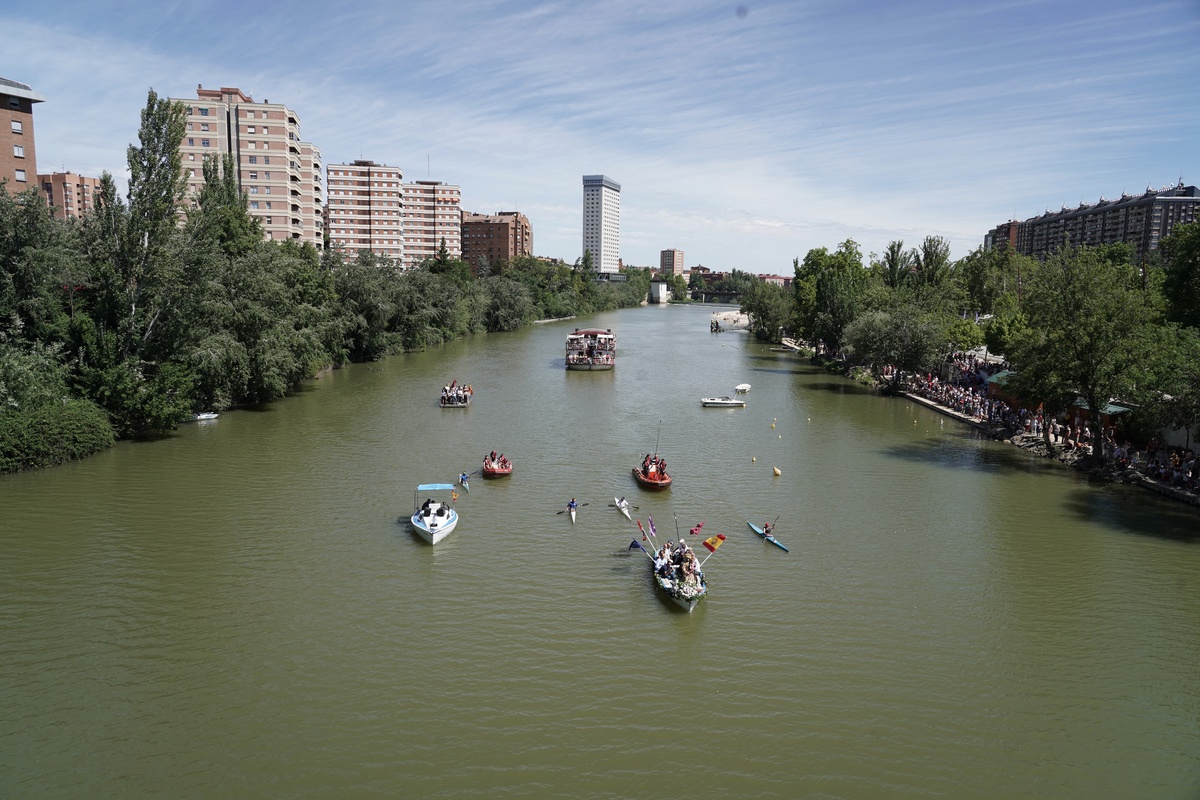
[411,483,459,545]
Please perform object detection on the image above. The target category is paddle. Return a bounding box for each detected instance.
[556,503,588,514]
[608,502,639,510]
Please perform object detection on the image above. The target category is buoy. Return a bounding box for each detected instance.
[778,434,782,439]
[773,467,781,476]
[752,456,757,462]
[771,423,776,429]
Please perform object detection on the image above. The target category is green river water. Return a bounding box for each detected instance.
[2,303,1198,799]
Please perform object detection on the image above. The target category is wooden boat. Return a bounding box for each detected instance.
[410,483,459,545]
[648,544,707,612]
[614,496,633,521]
[632,466,672,490]
[481,456,512,478]
[439,380,472,408]
[748,521,789,552]
[701,396,746,407]
[565,328,616,370]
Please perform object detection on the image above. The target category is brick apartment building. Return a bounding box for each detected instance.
[1,77,44,193]
[39,171,102,220]
[461,210,532,271]
[170,85,324,249]
[660,248,684,276]
[402,180,461,269]
[326,160,404,260]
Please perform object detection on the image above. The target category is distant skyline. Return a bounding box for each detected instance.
[3,0,1198,270]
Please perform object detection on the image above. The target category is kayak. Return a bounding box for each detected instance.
[614,497,632,521]
[459,477,470,493]
[570,507,577,525]
[748,521,789,552]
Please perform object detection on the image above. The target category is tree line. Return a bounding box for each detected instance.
[0,90,650,472]
[738,229,1200,457]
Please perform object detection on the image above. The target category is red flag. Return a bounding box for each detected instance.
[703,533,727,553]
[690,521,705,536]
[636,518,645,536]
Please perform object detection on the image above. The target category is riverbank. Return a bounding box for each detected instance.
[899,390,1200,510]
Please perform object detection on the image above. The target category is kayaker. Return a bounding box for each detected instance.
[567,498,578,512]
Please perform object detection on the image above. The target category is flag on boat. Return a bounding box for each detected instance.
[629,539,648,553]
[647,515,657,538]
[703,533,727,553]
[451,491,459,501]
[690,521,705,536]
[636,519,645,537]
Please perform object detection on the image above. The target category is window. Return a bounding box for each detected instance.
[250,187,259,194]
[263,172,270,179]
[250,201,259,209]
[262,127,269,134]
[201,123,209,132]
[266,217,273,225]
[263,157,270,164]
[264,187,271,194]
[187,122,193,131]
[265,202,272,209]
[188,138,194,146]
[247,142,256,149]
[248,126,255,134]
[13,144,23,158]
[14,169,26,182]
[249,172,258,180]
[199,107,209,116]
[248,156,257,164]
[201,139,210,147]
[10,120,21,134]
[188,153,195,161]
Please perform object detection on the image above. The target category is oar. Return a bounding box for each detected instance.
[556,503,588,514]
[608,502,640,510]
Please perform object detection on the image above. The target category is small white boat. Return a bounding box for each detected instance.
[735,383,751,393]
[570,507,576,525]
[411,483,459,545]
[701,396,746,408]
[614,496,632,521]
[190,411,219,421]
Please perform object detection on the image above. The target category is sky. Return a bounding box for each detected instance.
[3,0,1199,271]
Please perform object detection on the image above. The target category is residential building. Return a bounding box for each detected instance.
[660,248,684,276]
[582,174,620,273]
[170,85,324,249]
[326,160,404,260]
[461,210,532,271]
[401,180,461,268]
[995,183,1199,262]
[984,221,1018,253]
[39,171,101,220]
[1,77,44,192]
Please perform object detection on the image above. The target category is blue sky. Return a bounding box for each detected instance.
[4,0,1198,271]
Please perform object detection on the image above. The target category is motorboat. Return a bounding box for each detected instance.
[735,383,751,393]
[701,396,746,407]
[410,483,459,545]
[482,454,513,477]
[632,454,671,490]
[189,411,219,421]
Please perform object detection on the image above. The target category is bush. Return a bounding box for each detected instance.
[0,399,116,473]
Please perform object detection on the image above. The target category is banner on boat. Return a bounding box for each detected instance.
[703,534,727,553]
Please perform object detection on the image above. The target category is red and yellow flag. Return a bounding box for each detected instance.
[703,533,727,553]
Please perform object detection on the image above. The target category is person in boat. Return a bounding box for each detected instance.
[763,522,774,537]
[567,498,578,515]
[460,472,469,485]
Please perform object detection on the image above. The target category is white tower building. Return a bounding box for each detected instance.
[582,174,620,273]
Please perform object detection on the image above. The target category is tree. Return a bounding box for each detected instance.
[843,306,944,379]
[187,152,262,258]
[1161,222,1200,329]
[804,239,867,352]
[740,281,793,341]
[1006,245,1154,460]
[874,240,913,290]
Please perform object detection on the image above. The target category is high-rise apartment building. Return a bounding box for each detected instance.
[461,210,532,271]
[1,77,44,192]
[582,174,620,273]
[401,180,461,268]
[990,183,1199,263]
[170,85,324,249]
[660,249,684,276]
[39,171,101,220]
[326,160,404,260]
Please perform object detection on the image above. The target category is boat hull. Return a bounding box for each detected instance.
[411,510,459,545]
[632,468,672,490]
[570,508,576,525]
[748,521,789,552]
[653,570,706,612]
[701,396,745,407]
[482,467,512,478]
[565,361,614,371]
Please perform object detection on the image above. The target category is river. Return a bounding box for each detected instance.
[2,303,1198,799]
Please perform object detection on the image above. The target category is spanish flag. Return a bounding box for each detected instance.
[703,533,727,553]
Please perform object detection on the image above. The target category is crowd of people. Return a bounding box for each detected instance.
[639,453,668,479]
[483,451,511,472]
[653,539,705,598]
[440,382,473,406]
[898,352,1199,498]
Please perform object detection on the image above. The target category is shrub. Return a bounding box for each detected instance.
[0,399,116,473]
